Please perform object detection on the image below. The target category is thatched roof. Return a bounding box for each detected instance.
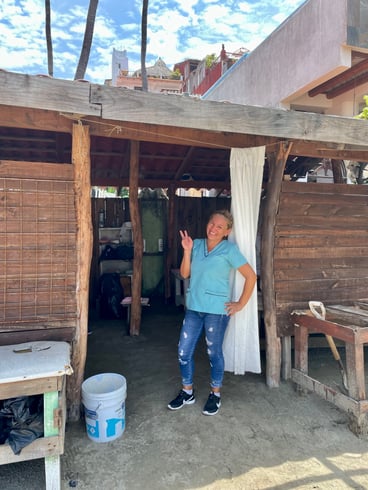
[134,58,173,78]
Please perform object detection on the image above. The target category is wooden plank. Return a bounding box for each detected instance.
[0,72,100,116]
[275,234,368,248]
[0,436,62,464]
[326,305,368,328]
[0,104,275,149]
[0,161,74,180]
[276,277,368,292]
[279,191,368,209]
[294,323,308,373]
[276,214,368,229]
[0,377,60,399]
[44,390,61,490]
[291,312,368,343]
[275,246,368,259]
[276,287,368,303]
[0,327,75,346]
[276,227,368,237]
[275,266,368,281]
[281,181,368,196]
[291,369,368,417]
[274,256,368,271]
[278,202,368,218]
[90,83,368,147]
[345,342,366,400]
[290,141,368,162]
[0,105,74,134]
[2,103,368,164]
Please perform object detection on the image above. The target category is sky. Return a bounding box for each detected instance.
[0,0,306,84]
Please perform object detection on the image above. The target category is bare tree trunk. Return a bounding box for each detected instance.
[45,0,53,76]
[262,142,292,388]
[141,0,149,92]
[74,0,99,80]
[68,123,93,420]
[129,141,143,335]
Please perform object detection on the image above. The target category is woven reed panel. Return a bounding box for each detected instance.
[0,161,77,327]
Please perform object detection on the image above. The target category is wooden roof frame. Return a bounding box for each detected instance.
[2,71,368,411]
[308,52,368,100]
[1,71,368,166]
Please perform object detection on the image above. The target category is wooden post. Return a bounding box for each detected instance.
[261,142,292,388]
[331,158,345,183]
[129,141,143,335]
[165,185,176,302]
[68,122,93,420]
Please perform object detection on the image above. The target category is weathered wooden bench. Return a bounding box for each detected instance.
[0,341,73,490]
[291,304,368,435]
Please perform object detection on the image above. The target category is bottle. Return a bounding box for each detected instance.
[98,209,105,228]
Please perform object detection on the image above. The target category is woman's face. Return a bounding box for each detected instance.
[206,214,231,243]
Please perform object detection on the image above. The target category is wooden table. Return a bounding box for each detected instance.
[0,341,72,489]
[291,304,368,435]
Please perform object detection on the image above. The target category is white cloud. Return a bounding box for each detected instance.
[0,0,306,83]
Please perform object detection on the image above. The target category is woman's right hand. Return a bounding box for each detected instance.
[179,230,193,251]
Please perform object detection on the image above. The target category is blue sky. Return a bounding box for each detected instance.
[0,0,306,84]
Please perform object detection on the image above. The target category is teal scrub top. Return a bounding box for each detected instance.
[185,238,247,315]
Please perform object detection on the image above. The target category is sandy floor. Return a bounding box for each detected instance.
[1,301,368,489]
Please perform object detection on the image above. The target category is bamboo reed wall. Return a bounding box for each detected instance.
[0,161,77,341]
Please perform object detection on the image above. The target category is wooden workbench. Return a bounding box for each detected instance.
[0,341,72,489]
[291,304,368,435]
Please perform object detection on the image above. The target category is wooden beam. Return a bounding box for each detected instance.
[2,104,368,163]
[262,142,292,388]
[129,140,143,336]
[2,72,368,148]
[308,57,368,97]
[327,71,368,99]
[0,105,73,133]
[0,71,100,116]
[68,123,93,420]
[90,177,232,189]
[291,141,368,162]
[90,83,368,147]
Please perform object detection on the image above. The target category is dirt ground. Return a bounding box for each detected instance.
[1,300,368,489]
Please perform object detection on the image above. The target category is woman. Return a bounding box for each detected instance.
[168,210,257,415]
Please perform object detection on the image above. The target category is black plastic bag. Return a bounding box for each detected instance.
[99,244,134,261]
[99,273,124,319]
[0,395,44,455]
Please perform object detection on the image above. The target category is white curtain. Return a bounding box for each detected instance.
[223,146,265,374]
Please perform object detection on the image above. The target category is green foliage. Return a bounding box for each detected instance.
[171,68,181,80]
[205,54,216,69]
[356,95,368,120]
[119,187,129,198]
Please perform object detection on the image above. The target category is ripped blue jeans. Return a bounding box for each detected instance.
[178,309,230,389]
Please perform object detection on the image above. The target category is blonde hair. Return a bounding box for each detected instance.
[209,209,233,229]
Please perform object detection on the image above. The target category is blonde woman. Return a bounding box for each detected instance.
[168,210,256,415]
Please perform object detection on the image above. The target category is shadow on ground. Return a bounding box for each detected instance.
[1,299,368,489]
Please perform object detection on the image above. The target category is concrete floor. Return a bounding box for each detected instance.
[2,300,368,489]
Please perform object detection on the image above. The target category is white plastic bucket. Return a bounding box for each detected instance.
[82,373,126,443]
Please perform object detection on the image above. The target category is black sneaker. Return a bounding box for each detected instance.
[202,392,221,415]
[168,390,195,410]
